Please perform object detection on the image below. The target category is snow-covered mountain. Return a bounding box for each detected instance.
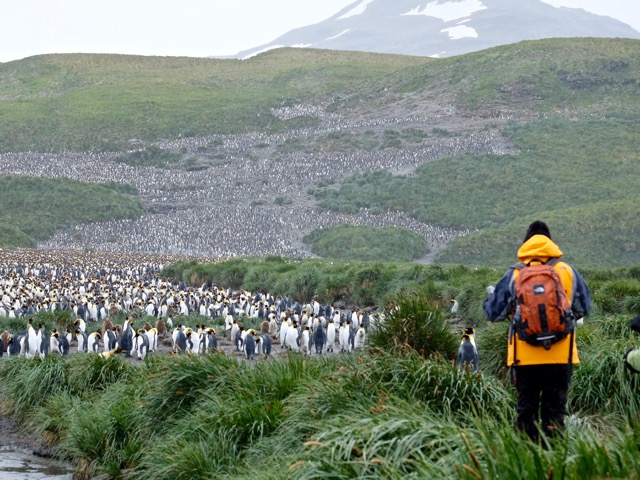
[229,0,640,59]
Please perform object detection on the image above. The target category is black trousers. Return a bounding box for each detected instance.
[513,364,572,441]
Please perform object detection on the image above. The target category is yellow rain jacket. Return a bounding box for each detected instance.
[484,234,591,366]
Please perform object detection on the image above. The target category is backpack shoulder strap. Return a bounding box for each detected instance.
[544,257,560,267]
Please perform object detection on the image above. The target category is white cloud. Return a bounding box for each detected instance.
[291,43,313,48]
[402,0,487,22]
[326,29,352,40]
[441,25,479,39]
[338,0,375,19]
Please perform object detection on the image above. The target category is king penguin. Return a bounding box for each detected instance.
[76,328,88,353]
[455,327,479,372]
[244,330,256,360]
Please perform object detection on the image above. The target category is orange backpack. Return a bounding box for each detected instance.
[512,258,575,350]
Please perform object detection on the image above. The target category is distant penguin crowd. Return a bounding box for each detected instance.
[0,249,381,360]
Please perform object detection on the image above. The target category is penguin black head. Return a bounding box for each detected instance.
[464,327,475,336]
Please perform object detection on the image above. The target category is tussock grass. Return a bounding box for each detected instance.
[368,291,459,359]
[0,356,68,420]
[303,225,429,262]
[2,267,640,478]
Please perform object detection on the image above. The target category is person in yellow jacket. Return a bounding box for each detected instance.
[484,221,591,441]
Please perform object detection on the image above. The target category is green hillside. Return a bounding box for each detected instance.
[312,116,640,268]
[389,37,640,115]
[303,225,429,262]
[1,38,640,266]
[0,176,143,246]
[0,50,427,151]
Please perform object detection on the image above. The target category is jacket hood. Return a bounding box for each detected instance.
[517,234,563,263]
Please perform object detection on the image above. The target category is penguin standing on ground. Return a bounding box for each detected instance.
[235,326,245,352]
[244,330,256,360]
[313,323,326,354]
[120,317,134,356]
[185,328,201,355]
[279,318,290,349]
[326,319,336,353]
[75,317,86,334]
[301,326,311,356]
[260,334,272,357]
[37,323,49,358]
[58,329,70,355]
[8,336,22,357]
[134,329,150,360]
[353,326,366,351]
[0,331,10,356]
[50,330,61,356]
[88,332,101,353]
[155,318,166,338]
[284,323,301,353]
[76,328,88,353]
[172,326,187,354]
[455,327,479,372]
[204,328,217,352]
[145,328,158,352]
[339,322,350,352]
[104,327,117,352]
[25,318,38,359]
[65,329,74,352]
[450,300,459,315]
[50,329,69,356]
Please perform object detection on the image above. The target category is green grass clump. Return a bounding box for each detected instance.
[303,225,429,262]
[0,176,143,247]
[368,291,459,359]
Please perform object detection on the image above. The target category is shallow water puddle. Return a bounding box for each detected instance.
[0,449,72,479]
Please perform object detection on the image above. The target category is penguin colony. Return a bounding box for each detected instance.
[0,249,379,360]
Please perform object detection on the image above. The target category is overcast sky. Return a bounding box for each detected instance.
[1,0,639,63]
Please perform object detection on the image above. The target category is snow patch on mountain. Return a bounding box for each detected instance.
[401,0,487,22]
[327,29,352,41]
[242,45,284,60]
[442,25,479,39]
[338,0,375,20]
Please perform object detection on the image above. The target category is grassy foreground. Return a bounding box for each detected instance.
[1,260,639,479]
[0,313,638,479]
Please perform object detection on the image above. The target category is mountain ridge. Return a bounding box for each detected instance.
[229,0,640,59]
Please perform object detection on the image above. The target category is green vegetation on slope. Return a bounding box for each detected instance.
[0,176,143,247]
[302,225,429,262]
[0,50,428,152]
[311,117,640,268]
[390,37,640,114]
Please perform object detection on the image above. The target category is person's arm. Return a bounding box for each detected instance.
[483,270,514,322]
[570,267,591,318]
